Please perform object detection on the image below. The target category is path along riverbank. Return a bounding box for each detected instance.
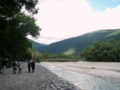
[41,61,120,90]
[0,62,80,90]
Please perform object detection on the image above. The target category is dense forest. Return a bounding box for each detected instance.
[80,39,120,62]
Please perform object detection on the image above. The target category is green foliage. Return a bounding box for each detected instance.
[0,0,40,65]
[0,12,40,60]
[39,52,78,62]
[0,0,38,17]
[80,39,120,62]
[32,50,41,62]
[63,48,75,55]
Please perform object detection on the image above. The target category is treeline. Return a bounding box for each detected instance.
[40,53,73,59]
[80,39,120,62]
[32,52,79,62]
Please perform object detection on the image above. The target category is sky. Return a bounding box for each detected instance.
[27,0,120,45]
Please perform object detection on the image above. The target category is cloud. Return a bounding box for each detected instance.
[28,0,120,44]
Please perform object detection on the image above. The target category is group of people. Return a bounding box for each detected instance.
[27,60,35,73]
[0,58,36,74]
[12,59,23,74]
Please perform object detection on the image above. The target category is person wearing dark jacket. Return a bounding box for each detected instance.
[28,60,32,73]
[0,58,8,74]
[31,60,35,73]
[13,59,17,74]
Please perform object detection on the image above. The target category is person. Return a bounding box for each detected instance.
[0,58,8,74]
[31,60,35,73]
[28,60,32,73]
[13,59,17,74]
[17,61,22,74]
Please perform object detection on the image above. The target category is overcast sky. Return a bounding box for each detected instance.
[27,0,120,45]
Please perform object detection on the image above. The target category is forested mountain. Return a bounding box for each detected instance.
[29,39,47,50]
[37,29,120,56]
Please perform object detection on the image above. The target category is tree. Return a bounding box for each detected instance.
[0,0,40,61]
[0,0,38,17]
[0,12,40,60]
[80,39,120,62]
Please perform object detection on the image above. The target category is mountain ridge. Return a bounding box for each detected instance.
[36,29,120,55]
[29,39,47,51]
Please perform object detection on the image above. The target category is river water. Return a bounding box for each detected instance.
[42,65,120,90]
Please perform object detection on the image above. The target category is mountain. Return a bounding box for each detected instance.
[29,39,47,51]
[37,29,120,55]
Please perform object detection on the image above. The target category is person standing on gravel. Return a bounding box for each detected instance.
[28,60,32,73]
[13,59,17,74]
[31,60,35,73]
[0,58,8,74]
[17,61,23,74]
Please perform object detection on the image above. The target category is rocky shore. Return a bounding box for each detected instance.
[41,61,120,90]
[41,61,120,80]
[0,62,81,90]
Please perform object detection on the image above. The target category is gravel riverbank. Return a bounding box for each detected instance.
[0,62,81,90]
[41,61,120,80]
[41,61,120,90]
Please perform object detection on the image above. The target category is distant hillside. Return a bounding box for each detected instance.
[37,29,120,55]
[102,29,120,41]
[29,39,47,51]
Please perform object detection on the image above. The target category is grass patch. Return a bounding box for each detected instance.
[106,29,120,37]
[63,48,75,55]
